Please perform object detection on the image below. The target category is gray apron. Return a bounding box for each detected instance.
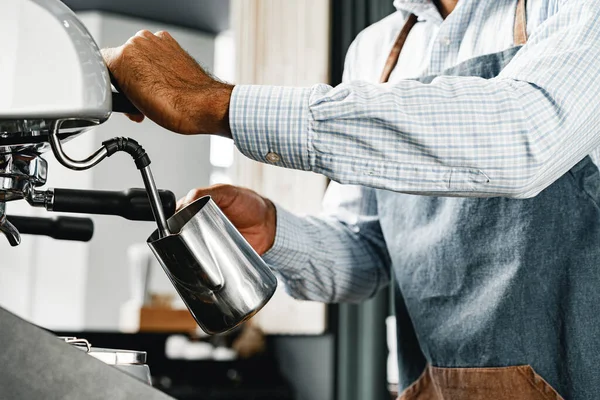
[378,1,600,399]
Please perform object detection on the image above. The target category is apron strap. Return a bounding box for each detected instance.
[379,0,528,84]
[380,13,418,83]
[513,0,528,46]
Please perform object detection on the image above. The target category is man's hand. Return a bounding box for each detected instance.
[177,184,277,255]
[102,30,233,136]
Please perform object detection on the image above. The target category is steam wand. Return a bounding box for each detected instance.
[139,166,170,238]
[49,120,171,239]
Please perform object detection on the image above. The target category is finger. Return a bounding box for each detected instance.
[126,113,145,123]
[176,194,198,211]
[135,29,154,39]
[176,197,185,211]
[185,188,205,204]
[177,185,231,211]
[177,189,204,210]
[154,30,173,40]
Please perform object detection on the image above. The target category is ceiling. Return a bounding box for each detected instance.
[62,0,230,34]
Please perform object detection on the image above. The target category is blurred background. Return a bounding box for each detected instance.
[0,1,399,399]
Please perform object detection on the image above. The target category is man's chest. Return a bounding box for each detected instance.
[346,0,558,83]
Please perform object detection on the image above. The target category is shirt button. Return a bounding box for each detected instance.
[266,152,281,163]
[442,36,451,45]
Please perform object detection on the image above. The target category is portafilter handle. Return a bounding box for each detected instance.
[8,216,94,242]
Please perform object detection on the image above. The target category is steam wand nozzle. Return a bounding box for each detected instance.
[102,137,170,238]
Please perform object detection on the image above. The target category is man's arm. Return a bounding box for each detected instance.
[105,2,600,199]
[231,0,600,199]
[263,184,391,303]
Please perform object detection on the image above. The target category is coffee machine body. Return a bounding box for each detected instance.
[1,0,112,123]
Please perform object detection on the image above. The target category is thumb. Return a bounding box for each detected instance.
[177,188,212,211]
[176,185,234,211]
[125,113,145,123]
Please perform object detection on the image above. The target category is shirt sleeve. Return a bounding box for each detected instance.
[262,185,391,303]
[257,43,391,303]
[230,0,600,199]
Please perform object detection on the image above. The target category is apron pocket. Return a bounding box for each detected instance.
[398,365,563,400]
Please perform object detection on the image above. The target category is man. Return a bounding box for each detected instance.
[104,0,600,398]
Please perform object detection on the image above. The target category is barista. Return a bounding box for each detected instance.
[103,0,600,398]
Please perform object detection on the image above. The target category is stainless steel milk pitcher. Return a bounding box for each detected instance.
[147,196,277,334]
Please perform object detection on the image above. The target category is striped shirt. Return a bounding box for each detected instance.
[229,0,600,301]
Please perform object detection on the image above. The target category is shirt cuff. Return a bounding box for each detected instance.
[229,85,312,171]
[261,204,310,280]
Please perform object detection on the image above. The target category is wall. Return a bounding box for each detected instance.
[62,0,230,33]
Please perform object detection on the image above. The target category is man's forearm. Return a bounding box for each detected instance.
[264,204,390,303]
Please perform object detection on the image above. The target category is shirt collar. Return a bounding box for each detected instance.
[393,0,443,22]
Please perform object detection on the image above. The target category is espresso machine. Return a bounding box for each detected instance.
[0,0,278,397]
[0,0,179,398]
[0,0,177,245]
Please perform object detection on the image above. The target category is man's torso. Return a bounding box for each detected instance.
[341,1,600,398]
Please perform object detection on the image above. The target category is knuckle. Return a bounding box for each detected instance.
[135,29,152,38]
[124,36,139,48]
[124,33,149,51]
[157,30,175,41]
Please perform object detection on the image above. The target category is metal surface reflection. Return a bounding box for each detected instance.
[0,153,47,201]
[147,196,278,334]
